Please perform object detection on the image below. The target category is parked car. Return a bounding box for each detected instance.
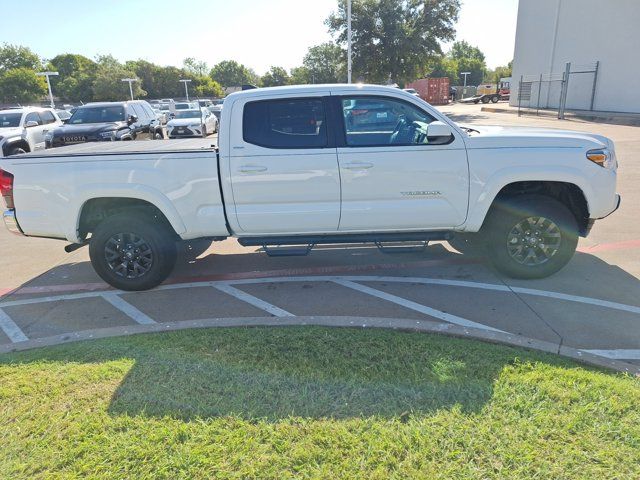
[166,108,217,138]
[0,84,620,291]
[0,107,63,157]
[152,108,168,125]
[403,88,420,97]
[207,104,223,122]
[55,109,72,122]
[174,102,197,111]
[45,100,164,148]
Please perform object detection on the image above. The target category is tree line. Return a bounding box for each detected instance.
[0,0,511,105]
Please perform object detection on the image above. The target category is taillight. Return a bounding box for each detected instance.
[0,168,15,210]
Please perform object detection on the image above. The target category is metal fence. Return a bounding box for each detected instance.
[517,61,600,119]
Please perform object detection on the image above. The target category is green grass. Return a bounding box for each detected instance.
[0,327,638,479]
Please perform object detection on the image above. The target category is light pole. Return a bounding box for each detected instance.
[37,71,59,108]
[179,79,192,101]
[121,78,138,100]
[347,0,352,83]
[460,71,471,98]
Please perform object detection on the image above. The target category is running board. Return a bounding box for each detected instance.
[238,231,451,248]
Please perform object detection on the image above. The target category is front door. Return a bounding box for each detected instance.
[336,95,469,231]
[228,93,341,234]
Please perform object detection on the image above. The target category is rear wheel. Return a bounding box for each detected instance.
[89,212,177,291]
[481,96,491,104]
[484,195,578,279]
[491,95,500,103]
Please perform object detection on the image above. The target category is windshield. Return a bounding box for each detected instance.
[0,112,22,128]
[174,110,201,119]
[68,106,125,124]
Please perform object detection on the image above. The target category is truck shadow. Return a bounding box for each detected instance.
[1,324,583,422]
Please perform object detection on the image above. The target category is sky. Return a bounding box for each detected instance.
[0,0,519,74]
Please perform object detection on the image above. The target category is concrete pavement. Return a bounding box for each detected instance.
[1,109,639,368]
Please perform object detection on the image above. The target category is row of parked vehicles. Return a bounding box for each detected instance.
[0,98,224,157]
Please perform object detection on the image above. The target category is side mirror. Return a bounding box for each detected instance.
[127,114,138,125]
[426,121,453,140]
[25,120,39,128]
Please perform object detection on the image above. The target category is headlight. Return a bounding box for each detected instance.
[100,131,116,140]
[586,149,615,169]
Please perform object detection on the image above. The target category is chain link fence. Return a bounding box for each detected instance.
[517,61,599,119]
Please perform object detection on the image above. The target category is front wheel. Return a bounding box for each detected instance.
[89,212,177,291]
[202,125,207,138]
[484,195,579,279]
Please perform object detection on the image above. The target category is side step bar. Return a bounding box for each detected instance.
[238,231,451,247]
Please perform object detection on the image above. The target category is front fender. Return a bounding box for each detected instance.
[69,184,188,242]
[463,165,593,232]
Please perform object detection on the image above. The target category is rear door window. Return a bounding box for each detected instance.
[243,98,327,149]
[24,112,42,126]
[39,110,56,125]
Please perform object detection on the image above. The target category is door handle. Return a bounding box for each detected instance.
[239,165,268,173]
[343,162,374,170]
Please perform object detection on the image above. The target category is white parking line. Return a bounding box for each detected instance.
[101,293,157,325]
[0,308,29,343]
[213,284,295,317]
[583,349,640,360]
[332,279,505,333]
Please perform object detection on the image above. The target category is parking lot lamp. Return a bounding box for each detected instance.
[180,79,192,101]
[460,71,471,97]
[37,71,59,108]
[121,78,138,100]
[347,0,352,83]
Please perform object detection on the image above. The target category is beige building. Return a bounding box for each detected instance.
[511,0,640,113]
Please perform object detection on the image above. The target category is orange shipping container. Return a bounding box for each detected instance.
[406,77,450,105]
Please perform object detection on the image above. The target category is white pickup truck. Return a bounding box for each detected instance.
[0,85,620,291]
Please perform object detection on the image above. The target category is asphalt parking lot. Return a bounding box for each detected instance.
[1,103,639,368]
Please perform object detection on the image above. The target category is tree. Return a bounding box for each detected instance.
[92,55,146,101]
[428,56,458,84]
[48,54,97,102]
[484,61,513,83]
[449,41,485,63]
[0,43,41,73]
[260,66,290,87]
[183,57,209,77]
[326,0,460,85]
[302,43,345,83]
[290,66,312,85]
[192,75,224,98]
[448,41,487,86]
[210,60,259,88]
[0,68,47,104]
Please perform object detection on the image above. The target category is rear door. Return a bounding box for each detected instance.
[335,95,469,231]
[24,112,45,151]
[228,93,340,234]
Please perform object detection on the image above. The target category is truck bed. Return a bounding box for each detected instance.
[17,138,217,158]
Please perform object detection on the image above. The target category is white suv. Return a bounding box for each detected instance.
[0,107,63,157]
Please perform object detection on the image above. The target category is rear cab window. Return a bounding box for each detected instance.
[243,98,328,149]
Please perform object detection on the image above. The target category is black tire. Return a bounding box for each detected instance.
[7,146,27,156]
[491,95,499,103]
[89,212,177,291]
[483,195,579,279]
[481,96,491,104]
[473,99,480,104]
[202,125,207,138]
[154,128,164,140]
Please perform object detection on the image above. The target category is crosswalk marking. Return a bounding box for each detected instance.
[0,308,28,343]
[214,284,294,317]
[101,293,157,325]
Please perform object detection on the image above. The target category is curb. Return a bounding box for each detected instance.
[1,315,638,376]
[480,106,640,126]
